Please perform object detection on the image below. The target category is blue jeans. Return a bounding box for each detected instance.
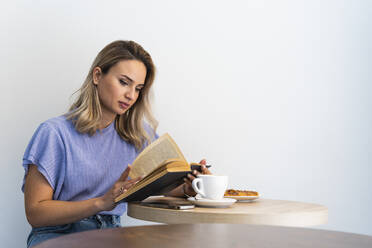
[27,214,121,248]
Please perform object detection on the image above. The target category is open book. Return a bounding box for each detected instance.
[114,133,202,203]
[128,133,186,179]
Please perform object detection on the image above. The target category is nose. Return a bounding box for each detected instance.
[125,86,136,100]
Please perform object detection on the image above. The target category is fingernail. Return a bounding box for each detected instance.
[193,170,197,174]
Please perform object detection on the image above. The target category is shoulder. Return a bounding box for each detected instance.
[38,115,75,135]
[24,116,72,155]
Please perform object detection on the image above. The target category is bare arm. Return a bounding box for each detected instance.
[24,164,140,228]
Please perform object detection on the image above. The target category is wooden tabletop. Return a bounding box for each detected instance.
[34,224,372,248]
[128,198,328,226]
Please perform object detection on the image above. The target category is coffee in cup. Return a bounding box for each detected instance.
[191,175,228,200]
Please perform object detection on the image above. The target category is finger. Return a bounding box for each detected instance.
[123,178,141,188]
[118,165,131,181]
[126,176,142,184]
[192,169,200,176]
[120,183,136,192]
[199,159,206,165]
[201,164,212,175]
[135,176,143,181]
[122,182,136,189]
[187,173,196,181]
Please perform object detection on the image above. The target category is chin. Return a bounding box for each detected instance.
[117,108,129,115]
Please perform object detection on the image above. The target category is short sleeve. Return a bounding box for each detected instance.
[143,122,159,142]
[153,132,159,141]
[21,122,66,196]
[142,122,159,147]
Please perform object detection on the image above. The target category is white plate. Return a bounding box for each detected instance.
[187,197,236,208]
[224,195,259,201]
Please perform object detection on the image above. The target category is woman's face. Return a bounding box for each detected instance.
[93,59,147,121]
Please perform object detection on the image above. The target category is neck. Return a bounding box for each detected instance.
[100,108,116,130]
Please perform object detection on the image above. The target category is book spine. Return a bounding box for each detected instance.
[120,172,188,202]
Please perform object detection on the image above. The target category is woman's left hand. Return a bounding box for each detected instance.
[183,159,211,197]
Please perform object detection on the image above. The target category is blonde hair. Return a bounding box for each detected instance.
[66,40,158,150]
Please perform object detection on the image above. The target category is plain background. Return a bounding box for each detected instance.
[1,0,371,247]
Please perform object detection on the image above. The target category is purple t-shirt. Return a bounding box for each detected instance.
[22,115,157,216]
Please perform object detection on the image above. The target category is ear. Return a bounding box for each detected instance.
[92,67,102,85]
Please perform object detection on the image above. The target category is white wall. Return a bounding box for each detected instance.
[1,0,371,247]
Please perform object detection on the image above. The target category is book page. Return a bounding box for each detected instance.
[129,133,187,179]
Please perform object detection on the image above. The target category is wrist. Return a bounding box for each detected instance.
[94,197,105,212]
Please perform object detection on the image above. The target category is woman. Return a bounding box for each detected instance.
[22,40,210,247]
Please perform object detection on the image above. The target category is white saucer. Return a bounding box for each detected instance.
[224,195,259,201]
[187,196,236,208]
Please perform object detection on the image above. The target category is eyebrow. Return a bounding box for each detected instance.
[120,74,145,87]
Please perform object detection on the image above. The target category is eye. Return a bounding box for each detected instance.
[135,88,143,92]
[119,79,129,86]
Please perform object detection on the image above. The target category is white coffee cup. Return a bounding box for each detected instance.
[192,175,228,200]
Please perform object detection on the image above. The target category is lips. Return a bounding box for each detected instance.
[119,101,130,109]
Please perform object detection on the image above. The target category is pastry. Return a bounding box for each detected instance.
[224,189,259,197]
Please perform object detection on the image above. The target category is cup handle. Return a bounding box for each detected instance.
[192,178,205,198]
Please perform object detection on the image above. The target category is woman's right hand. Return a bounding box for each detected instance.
[97,165,141,211]
[24,164,141,227]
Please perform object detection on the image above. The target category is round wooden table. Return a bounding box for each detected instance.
[128,198,328,227]
[34,224,372,248]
